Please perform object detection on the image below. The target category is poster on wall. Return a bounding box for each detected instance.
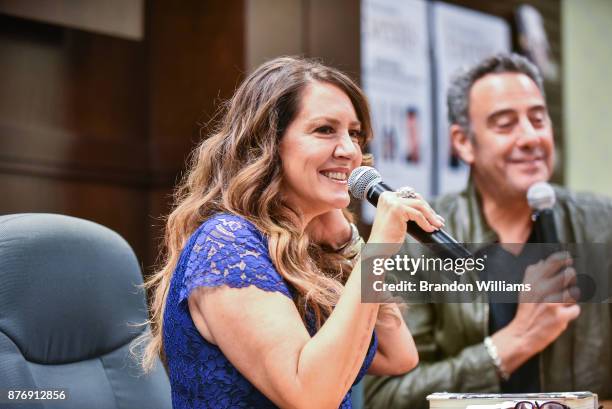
[361,0,432,223]
[516,4,558,82]
[432,2,511,195]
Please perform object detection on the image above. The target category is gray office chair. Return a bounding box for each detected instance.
[0,213,171,409]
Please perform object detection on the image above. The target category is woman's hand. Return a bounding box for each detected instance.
[368,191,444,245]
[306,209,352,249]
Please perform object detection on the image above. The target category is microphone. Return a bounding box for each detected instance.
[527,182,595,300]
[527,182,559,243]
[348,166,472,259]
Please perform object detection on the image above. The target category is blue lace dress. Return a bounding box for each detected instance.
[163,213,378,409]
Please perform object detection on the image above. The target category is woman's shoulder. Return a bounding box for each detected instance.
[178,212,291,301]
[194,212,266,246]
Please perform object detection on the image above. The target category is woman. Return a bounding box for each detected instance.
[140,56,444,408]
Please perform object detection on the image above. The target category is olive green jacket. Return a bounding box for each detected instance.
[364,182,612,409]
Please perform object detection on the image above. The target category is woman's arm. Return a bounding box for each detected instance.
[189,259,378,409]
[308,210,419,377]
[367,304,418,375]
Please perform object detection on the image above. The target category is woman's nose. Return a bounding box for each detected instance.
[334,132,358,159]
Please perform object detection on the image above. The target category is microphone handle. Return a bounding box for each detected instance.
[365,181,393,206]
[366,181,472,259]
[407,222,473,259]
[532,209,560,243]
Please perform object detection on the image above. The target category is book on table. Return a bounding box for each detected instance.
[426,392,598,409]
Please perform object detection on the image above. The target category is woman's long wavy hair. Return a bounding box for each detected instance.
[138,56,382,372]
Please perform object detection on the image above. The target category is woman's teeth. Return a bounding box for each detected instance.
[321,171,347,181]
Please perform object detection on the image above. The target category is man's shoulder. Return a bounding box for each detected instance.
[553,185,612,242]
[430,190,466,215]
[553,184,612,214]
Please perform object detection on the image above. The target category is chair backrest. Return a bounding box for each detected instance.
[0,213,171,409]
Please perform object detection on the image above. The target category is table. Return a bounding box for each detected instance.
[601,400,612,409]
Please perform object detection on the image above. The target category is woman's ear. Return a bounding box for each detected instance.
[450,124,475,165]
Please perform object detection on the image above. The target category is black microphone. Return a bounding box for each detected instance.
[527,182,559,243]
[527,182,595,301]
[348,166,472,260]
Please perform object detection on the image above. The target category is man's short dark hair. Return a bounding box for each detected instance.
[447,53,545,134]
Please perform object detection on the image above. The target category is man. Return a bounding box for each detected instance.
[364,53,612,408]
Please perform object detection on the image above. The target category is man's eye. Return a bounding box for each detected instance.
[530,114,546,127]
[494,117,515,130]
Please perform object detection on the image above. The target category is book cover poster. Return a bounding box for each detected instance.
[361,0,432,223]
[432,2,510,195]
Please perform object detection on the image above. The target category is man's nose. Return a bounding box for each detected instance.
[516,117,540,147]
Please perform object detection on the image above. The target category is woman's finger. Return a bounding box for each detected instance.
[402,198,444,229]
[404,206,436,232]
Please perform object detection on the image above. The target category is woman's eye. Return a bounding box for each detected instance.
[349,130,363,140]
[315,126,335,134]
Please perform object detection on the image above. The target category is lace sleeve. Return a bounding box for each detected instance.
[178,214,293,303]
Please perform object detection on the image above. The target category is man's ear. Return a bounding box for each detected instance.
[450,124,475,165]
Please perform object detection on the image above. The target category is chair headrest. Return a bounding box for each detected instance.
[0,213,149,364]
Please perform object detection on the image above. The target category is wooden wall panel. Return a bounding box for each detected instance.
[305,0,361,80]
[0,0,144,40]
[146,0,246,184]
[144,0,246,271]
[0,1,246,274]
[0,173,149,260]
[0,14,147,185]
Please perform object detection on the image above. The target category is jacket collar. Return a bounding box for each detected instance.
[464,174,499,244]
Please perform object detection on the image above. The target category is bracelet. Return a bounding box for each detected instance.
[484,336,510,381]
[336,223,361,259]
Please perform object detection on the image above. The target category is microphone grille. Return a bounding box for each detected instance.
[527,182,556,210]
[348,166,381,200]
